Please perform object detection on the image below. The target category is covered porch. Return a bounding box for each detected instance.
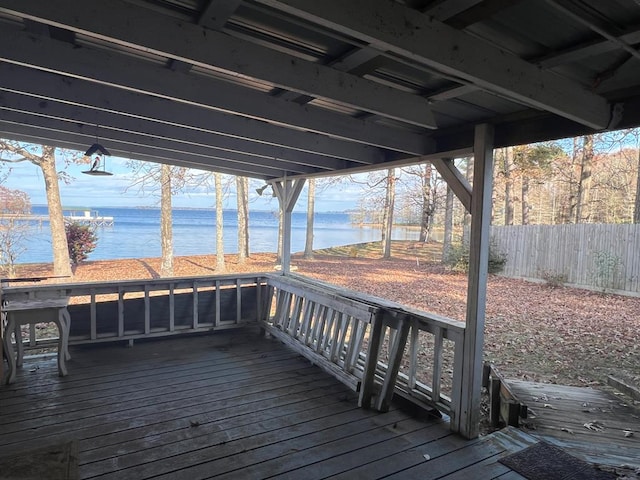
[2,0,640,476]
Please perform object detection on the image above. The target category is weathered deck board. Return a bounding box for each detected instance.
[1,331,538,479]
[506,379,640,469]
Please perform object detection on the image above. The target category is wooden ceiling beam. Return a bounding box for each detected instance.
[0,0,437,129]
[255,0,613,130]
[0,25,431,157]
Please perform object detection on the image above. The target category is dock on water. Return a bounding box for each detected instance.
[0,208,114,227]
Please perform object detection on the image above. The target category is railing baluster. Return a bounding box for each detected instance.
[192,281,199,329]
[313,304,327,352]
[118,287,125,337]
[290,295,304,337]
[432,327,444,403]
[359,309,385,409]
[300,299,314,344]
[408,320,419,390]
[144,285,150,335]
[90,290,97,340]
[215,280,221,327]
[236,279,242,324]
[450,333,465,433]
[169,283,175,332]
[329,312,344,362]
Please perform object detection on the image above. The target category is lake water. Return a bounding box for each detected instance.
[19,206,419,264]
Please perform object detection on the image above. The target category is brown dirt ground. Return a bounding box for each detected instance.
[6,240,640,388]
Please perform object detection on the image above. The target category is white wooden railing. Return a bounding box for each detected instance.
[261,274,466,431]
[1,273,268,348]
[2,272,466,433]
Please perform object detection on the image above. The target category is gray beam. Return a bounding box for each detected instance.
[431,158,472,212]
[0,110,320,176]
[0,92,348,172]
[0,26,425,158]
[0,65,404,168]
[0,121,283,179]
[255,0,613,129]
[0,0,437,129]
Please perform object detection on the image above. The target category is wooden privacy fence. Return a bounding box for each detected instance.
[491,224,640,294]
[261,274,466,432]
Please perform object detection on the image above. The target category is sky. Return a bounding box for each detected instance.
[0,152,370,212]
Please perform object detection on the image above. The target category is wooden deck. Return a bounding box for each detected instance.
[0,330,537,479]
[506,379,640,470]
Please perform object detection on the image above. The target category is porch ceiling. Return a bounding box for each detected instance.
[1,0,640,181]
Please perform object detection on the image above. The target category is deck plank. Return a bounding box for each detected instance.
[1,330,539,479]
[505,379,640,469]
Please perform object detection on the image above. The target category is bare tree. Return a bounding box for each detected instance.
[215,172,225,272]
[0,142,72,277]
[304,178,316,258]
[575,135,594,223]
[442,186,454,263]
[381,169,396,259]
[0,186,31,277]
[236,176,249,263]
[502,147,515,225]
[514,143,563,225]
[400,163,441,242]
[159,163,173,276]
[127,161,193,277]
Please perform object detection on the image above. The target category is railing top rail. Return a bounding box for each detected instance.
[266,273,378,320]
[280,273,465,334]
[1,272,271,295]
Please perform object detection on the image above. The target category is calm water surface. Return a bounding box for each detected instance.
[20,206,418,263]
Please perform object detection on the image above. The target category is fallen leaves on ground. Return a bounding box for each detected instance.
[8,241,640,387]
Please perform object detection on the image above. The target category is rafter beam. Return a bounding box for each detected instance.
[0,90,352,173]
[0,121,284,178]
[0,0,437,129]
[0,26,429,158]
[0,64,406,169]
[254,0,613,129]
[0,108,325,176]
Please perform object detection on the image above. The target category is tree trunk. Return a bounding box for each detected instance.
[40,147,72,278]
[635,148,640,224]
[304,178,315,258]
[381,169,395,258]
[521,176,531,225]
[160,163,173,277]
[236,176,249,264]
[462,157,473,245]
[568,137,580,223]
[276,209,283,265]
[575,134,594,223]
[419,164,432,242]
[214,172,225,272]
[442,186,454,264]
[503,147,515,225]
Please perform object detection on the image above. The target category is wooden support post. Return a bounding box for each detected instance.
[459,123,494,439]
[272,178,306,275]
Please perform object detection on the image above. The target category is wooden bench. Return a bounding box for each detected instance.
[2,296,71,384]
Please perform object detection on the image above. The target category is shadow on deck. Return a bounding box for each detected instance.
[0,330,537,479]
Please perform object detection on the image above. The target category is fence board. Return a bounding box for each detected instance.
[492,224,640,295]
